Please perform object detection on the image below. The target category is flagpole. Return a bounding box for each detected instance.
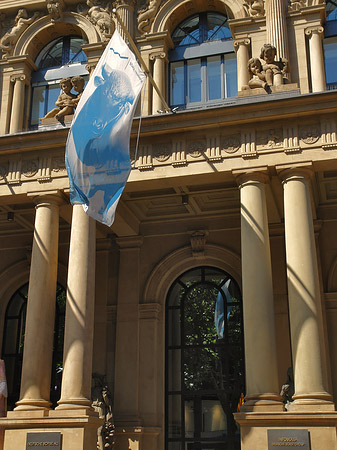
[112,8,171,113]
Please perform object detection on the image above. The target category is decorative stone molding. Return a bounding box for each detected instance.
[10,74,26,83]
[0,164,9,181]
[139,303,161,320]
[137,0,162,34]
[149,51,166,61]
[207,136,222,161]
[283,124,300,153]
[153,143,170,162]
[172,140,187,167]
[222,135,241,154]
[190,230,208,258]
[243,0,265,17]
[52,157,67,173]
[22,159,39,178]
[187,139,206,158]
[8,160,21,185]
[256,128,283,148]
[288,0,307,12]
[241,129,257,158]
[321,119,337,148]
[138,144,153,171]
[299,124,320,144]
[77,1,114,41]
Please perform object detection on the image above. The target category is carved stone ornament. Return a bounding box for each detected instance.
[222,135,240,154]
[78,1,113,40]
[0,9,39,59]
[22,160,39,178]
[187,140,206,158]
[137,0,161,34]
[92,374,115,450]
[243,0,265,17]
[52,158,66,172]
[299,125,320,144]
[256,128,283,147]
[288,0,307,12]
[0,164,9,180]
[46,0,64,23]
[190,230,208,258]
[153,144,171,162]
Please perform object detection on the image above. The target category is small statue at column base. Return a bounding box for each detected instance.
[260,43,289,86]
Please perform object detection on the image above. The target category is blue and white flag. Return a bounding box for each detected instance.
[66,30,146,226]
[214,279,232,339]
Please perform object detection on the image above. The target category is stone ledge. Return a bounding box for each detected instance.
[235,410,337,427]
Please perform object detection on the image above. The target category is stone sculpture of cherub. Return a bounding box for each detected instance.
[259,43,288,86]
[71,75,85,108]
[247,58,268,89]
[41,77,76,121]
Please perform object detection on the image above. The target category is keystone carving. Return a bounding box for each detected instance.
[78,1,113,41]
[46,0,64,23]
[243,0,265,17]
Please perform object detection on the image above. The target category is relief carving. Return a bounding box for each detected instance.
[153,143,171,162]
[243,0,265,17]
[46,0,64,23]
[78,1,113,40]
[256,128,283,147]
[52,158,66,172]
[187,139,206,158]
[0,9,39,59]
[137,0,161,34]
[288,0,307,11]
[0,164,9,180]
[22,160,39,178]
[221,135,241,154]
[299,125,320,144]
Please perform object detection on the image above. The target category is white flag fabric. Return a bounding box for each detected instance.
[66,30,146,226]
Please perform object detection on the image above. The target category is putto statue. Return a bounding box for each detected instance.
[46,0,64,23]
[260,43,288,86]
[84,0,113,40]
[41,76,85,122]
[137,0,161,34]
[247,58,268,89]
[0,9,39,59]
[92,374,115,450]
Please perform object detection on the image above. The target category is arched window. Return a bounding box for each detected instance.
[166,267,244,450]
[169,12,237,109]
[1,283,66,409]
[324,1,337,89]
[30,35,89,128]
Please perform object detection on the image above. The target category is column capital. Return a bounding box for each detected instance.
[149,51,167,61]
[27,190,67,207]
[10,73,26,83]
[116,235,143,249]
[276,164,314,184]
[232,167,269,187]
[305,26,324,38]
[233,38,251,51]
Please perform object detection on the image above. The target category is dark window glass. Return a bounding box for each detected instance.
[326,0,337,21]
[2,284,66,410]
[166,267,245,450]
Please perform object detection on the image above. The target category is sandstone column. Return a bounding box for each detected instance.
[266,0,288,60]
[57,205,96,409]
[9,74,25,134]
[305,26,326,92]
[150,52,166,114]
[234,39,250,91]
[15,193,63,410]
[115,0,135,39]
[237,172,283,411]
[281,168,334,410]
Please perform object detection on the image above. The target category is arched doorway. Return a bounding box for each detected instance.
[166,266,244,450]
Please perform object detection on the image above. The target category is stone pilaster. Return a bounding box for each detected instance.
[234,39,250,91]
[9,74,26,134]
[150,51,166,114]
[266,0,289,60]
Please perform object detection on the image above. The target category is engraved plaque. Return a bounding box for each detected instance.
[268,429,310,449]
[26,432,62,449]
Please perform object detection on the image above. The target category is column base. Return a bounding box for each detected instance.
[0,408,102,450]
[288,392,335,411]
[56,397,93,410]
[241,393,284,412]
[235,410,337,450]
[14,398,51,411]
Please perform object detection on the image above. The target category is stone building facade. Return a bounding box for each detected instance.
[0,0,336,449]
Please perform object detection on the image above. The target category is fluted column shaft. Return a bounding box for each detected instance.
[9,74,25,134]
[150,52,166,114]
[57,205,96,409]
[16,194,62,410]
[305,27,326,93]
[115,1,135,39]
[266,0,288,60]
[281,169,334,410]
[234,39,250,91]
[238,173,283,411]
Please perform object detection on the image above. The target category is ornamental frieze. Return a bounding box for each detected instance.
[256,128,283,148]
[221,135,241,154]
[187,139,206,158]
[22,160,39,178]
[153,143,171,162]
[299,124,320,144]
